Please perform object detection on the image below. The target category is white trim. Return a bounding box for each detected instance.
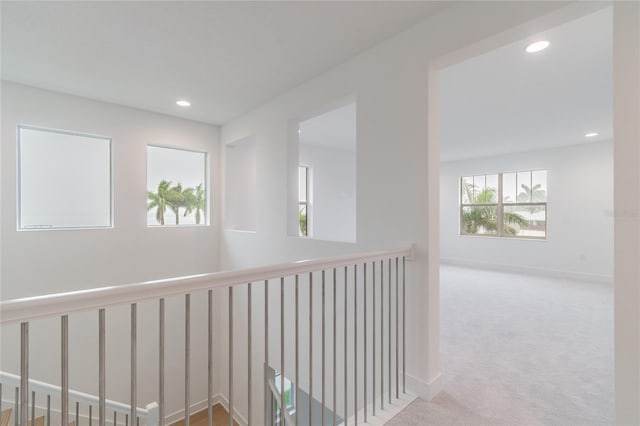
[459,170,548,240]
[224,229,257,234]
[215,394,249,426]
[146,142,207,156]
[0,401,130,426]
[1,247,412,325]
[441,257,613,284]
[145,144,209,227]
[405,372,442,401]
[337,392,417,426]
[0,371,152,424]
[16,124,114,231]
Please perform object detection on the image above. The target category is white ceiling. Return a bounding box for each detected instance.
[440,7,613,162]
[299,102,356,151]
[1,1,449,125]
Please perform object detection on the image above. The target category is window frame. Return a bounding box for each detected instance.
[146,143,209,227]
[17,124,114,231]
[459,170,547,240]
[298,165,311,237]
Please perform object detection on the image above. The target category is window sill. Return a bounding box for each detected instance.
[225,228,257,234]
[290,235,357,244]
[147,224,210,228]
[458,234,546,241]
[17,225,114,232]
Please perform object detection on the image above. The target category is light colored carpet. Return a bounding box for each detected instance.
[388,265,614,426]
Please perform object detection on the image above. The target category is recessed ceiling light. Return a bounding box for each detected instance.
[525,40,550,53]
[585,132,599,138]
[176,99,191,107]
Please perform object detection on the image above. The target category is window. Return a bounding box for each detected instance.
[298,166,310,236]
[460,170,547,239]
[274,370,296,411]
[18,125,112,230]
[294,100,356,242]
[147,145,207,226]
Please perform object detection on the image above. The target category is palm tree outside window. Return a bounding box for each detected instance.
[460,170,547,239]
[147,145,207,226]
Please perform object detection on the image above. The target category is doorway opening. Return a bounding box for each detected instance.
[434,6,614,424]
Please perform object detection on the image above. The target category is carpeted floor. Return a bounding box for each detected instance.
[388,265,614,426]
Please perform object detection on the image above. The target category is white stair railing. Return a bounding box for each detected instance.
[0,373,158,426]
[1,247,413,426]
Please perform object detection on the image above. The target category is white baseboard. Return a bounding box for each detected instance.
[440,257,613,284]
[4,394,249,426]
[337,392,417,426]
[0,400,129,426]
[405,372,442,401]
[164,394,247,426]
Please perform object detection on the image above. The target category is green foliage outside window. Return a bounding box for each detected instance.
[148,180,206,225]
[461,182,529,236]
[299,204,307,236]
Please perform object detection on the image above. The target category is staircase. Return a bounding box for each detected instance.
[169,405,238,426]
[1,248,414,425]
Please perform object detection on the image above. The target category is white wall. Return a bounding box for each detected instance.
[217,2,578,424]
[0,82,221,418]
[613,2,640,423]
[3,2,636,424]
[299,143,356,243]
[225,136,257,232]
[440,141,613,281]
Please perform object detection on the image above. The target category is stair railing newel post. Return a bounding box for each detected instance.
[146,402,159,426]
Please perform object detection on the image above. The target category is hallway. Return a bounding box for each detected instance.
[389,265,613,425]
